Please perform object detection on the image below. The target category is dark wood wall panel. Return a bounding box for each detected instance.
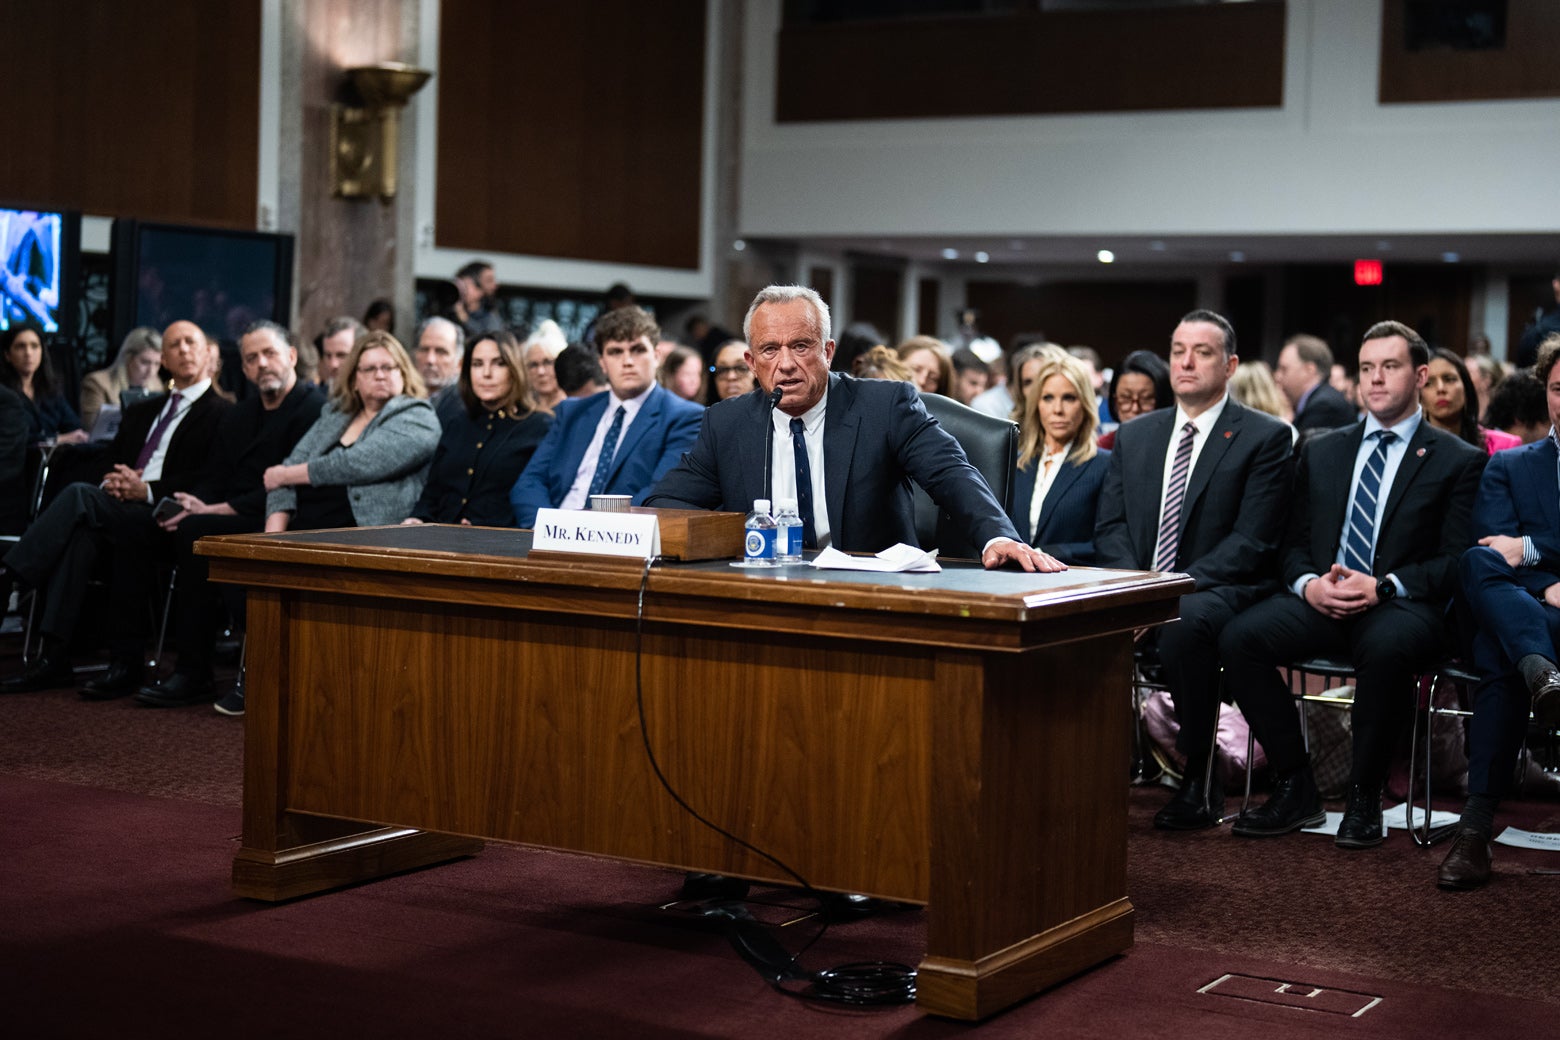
[1381,0,1560,103]
[964,280,1198,367]
[777,3,1284,122]
[436,0,706,270]
[1281,264,1474,360]
[850,263,904,344]
[0,0,259,226]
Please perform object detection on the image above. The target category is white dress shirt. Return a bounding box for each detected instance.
[768,391,831,548]
[561,384,654,509]
[140,379,212,488]
[1155,392,1230,536]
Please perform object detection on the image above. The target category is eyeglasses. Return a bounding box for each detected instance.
[712,365,750,377]
[526,359,555,370]
[1113,393,1156,410]
[358,364,400,377]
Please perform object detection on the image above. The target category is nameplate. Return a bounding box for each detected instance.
[532,508,660,559]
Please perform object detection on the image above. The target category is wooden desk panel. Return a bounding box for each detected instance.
[202,524,1190,1020]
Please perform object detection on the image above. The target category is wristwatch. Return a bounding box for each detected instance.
[1376,578,1397,602]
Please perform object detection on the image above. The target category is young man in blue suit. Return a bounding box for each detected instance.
[509,307,703,528]
[1220,321,1485,848]
[645,284,1061,572]
[1437,334,1560,890]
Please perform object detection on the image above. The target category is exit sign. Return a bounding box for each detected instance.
[1354,259,1383,286]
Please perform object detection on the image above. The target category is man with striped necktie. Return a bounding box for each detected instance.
[1095,310,1294,830]
[1220,321,1485,848]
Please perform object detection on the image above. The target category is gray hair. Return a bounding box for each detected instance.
[521,318,568,359]
[416,315,466,355]
[742,285,832,346]
[322,315,367,342]
[242,319,293,348]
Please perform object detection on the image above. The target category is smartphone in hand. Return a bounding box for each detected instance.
[152,497,182,523]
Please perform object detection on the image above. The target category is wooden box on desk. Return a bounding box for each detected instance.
[632,507,743,561]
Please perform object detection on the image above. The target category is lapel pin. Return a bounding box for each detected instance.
[1223,430,1232,439]
[1416,448,1426,457]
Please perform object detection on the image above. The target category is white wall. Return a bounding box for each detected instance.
[738,0,1560,240]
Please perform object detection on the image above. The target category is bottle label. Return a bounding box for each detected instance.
[744,527,776,561]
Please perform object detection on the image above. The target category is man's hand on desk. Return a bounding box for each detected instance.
[982,538,1067,573]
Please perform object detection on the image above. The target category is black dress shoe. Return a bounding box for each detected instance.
[1437,827,1493,891]
[1335,783,1385,849]
[0,654,72,694]
[80,657,147,701]
[1153,777,1221,831]
[134,672,216,708]
[1529,668,1560,732]
[1232,767,1325,838]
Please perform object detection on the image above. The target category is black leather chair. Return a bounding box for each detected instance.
[912,392,1018,559]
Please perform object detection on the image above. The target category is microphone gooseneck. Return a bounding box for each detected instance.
[763,386,783,503]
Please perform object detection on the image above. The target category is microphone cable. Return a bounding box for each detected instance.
[632,556,916,1007]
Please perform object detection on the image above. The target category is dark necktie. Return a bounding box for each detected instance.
[586,405,626,503]
[790,417,816,549]
[134,391,184,470]
[1343,430,1397,573]
[1153,421,1197,572]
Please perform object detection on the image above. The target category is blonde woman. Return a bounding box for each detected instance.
[1230,360,1290,421]
[1006,349,1109,564]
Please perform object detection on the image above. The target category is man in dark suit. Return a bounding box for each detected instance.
[0,383,28,534]
[1436,337,1560,889]
[1095,309,1294,829]
[1220,321,1486,848]
[1275,333,1359,437]
[645,285,1061,571]
[125,321,325,709]
[510,306,704,528]
[1,320,230,692]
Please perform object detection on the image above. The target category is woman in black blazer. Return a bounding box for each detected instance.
[1007,347,1111,564]
[406,329,553,526]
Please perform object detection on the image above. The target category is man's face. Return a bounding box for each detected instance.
[1545,356,1560,433]
[318,329,356,386]
[1356,335,1427,426]
[954,366,987,405]
[600,335,656,398]
[415,324,461,390]
[1272,344,1315,407]
[1168,321,1236,412]
[478,267,497,299]
[240,329,297,399]
[161,320,211,386]
[745,299,835,417]
[1329,363,1357,406]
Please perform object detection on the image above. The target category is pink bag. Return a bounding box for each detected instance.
[1141,687,1268,788]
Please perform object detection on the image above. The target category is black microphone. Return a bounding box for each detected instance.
[763,387,783,504]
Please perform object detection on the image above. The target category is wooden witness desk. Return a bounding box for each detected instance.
[199,524,1190,1020]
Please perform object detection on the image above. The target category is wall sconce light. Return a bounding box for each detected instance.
[331,62,433,200]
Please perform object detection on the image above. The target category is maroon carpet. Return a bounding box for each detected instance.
[2,682,1559,1038]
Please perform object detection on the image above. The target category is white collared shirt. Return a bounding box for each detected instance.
[561,384,655,509]
[141,379,212,486]
[768,391,831,548]
[1027,441,1072,540]
[1155,392,1230,536]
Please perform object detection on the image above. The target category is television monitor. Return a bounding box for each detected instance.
[110,219,294,346]
[0,205,81,336]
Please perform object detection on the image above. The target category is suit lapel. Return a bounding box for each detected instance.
[1380,421,1434,527]
[1180,400,1240,529]
[1034,455,1086,543]
[608,386,661,482]
[821,376,859,540]
[559,392,610,494]
[1318,423,1365,552]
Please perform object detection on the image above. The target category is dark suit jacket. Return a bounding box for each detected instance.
[1282,419,1485,602]
[0,384,29,533]
[510,384,703,528]
[415,407,552,525]
[109,386,231,501]
[1294,382,1358,435]
[1095,397,1293,606]
[1470,436,1560,597]
[187,381,326,520]
[645,374,1020,553]
[1007,449,1110,564]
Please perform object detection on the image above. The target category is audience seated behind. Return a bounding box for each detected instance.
[850,344,913,382]
[1219,321,1485,849]
[313,315,367,393]
[406,329,552,527]
[1229,360,1291,423]
[80,326,164,430]
[708,339,754,404]
[897,336,953,397]
[1094,309,1294,831]
[1274,333,1357,436]
[1097,349,1172,451]
[1423,347,1521,456]
[1481,365,1548,444]
[553,343,607,399]
[1,322,86,444]
[656,344,706,404]
[414,316,466,421]
[1006,348,1109,565]
[521,320,569,411]
[1437,335,1560,891]
[948,348,990,407]
[509,306,703,529]
[264,331,439,533]
[1,320,230,693]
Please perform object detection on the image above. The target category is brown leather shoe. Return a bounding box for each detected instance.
[1437,827,1493,891]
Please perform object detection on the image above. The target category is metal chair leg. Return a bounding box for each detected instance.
[148,565,178,671]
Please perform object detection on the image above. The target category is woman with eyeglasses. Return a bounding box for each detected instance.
[263,331,440,531]
[708,339,755,403]
[1097,350,1173,450]
[521,320,568,411]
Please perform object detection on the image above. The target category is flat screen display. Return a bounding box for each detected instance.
[1,206,78,334]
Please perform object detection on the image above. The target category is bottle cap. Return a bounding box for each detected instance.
[776,498,797,511]
[753,498,771,513]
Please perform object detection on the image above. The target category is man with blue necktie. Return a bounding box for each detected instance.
[644,284,1059,572]
[1437,333,1560,890]
[1220,321,1485,849]
[509,306,703,528]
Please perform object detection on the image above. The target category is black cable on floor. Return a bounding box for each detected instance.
[632,556,916,1007]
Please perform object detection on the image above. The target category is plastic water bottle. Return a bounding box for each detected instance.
[744,498,777,566]
[773,498,803,564]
